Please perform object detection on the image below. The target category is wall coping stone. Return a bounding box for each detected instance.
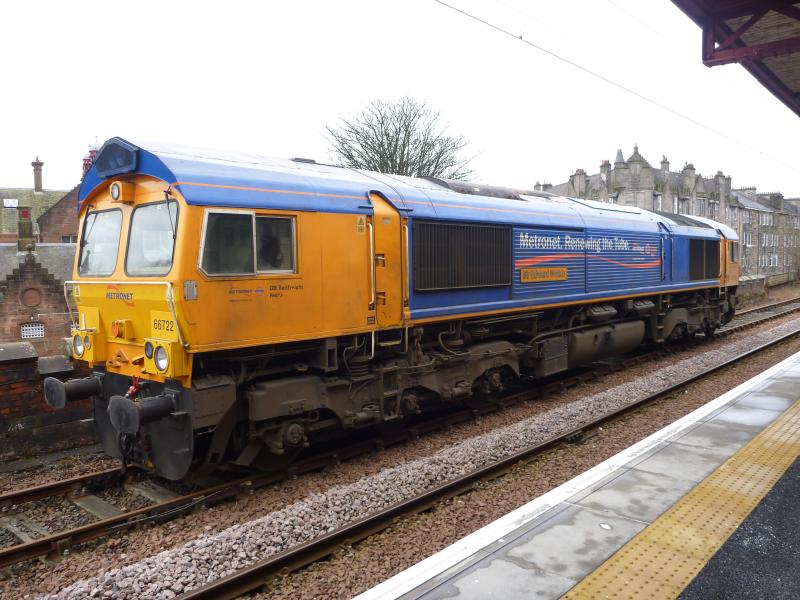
[0,342,37,363]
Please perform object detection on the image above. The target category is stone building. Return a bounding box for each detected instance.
[548,145,800,283]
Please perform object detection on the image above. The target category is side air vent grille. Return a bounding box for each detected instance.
[413,221,511,291]
[689,238,720,281]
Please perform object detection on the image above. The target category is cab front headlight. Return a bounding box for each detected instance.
[72,334,85,357]
[154,346,169,372]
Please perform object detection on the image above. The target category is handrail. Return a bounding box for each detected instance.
[367,221,376,308]
[63,280,188,348]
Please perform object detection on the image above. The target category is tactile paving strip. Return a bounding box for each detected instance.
[562,399,800,600]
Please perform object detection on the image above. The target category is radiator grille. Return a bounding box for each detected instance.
[413,221,512,291]
[689,239,720,281]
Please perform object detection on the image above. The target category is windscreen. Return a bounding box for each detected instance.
[78,210,122,276]
[126,202,178,276]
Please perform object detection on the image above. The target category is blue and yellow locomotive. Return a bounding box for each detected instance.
[45,138,739,479]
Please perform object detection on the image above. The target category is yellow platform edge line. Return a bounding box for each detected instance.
[562,399,800,600]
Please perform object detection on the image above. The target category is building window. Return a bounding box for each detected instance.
[20,322,45,339]
[62,235,78,243]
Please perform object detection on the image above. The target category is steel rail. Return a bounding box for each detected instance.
[0,468,123,508]
[735,296,800,317]
[176,326,800,600]
[0,439,381,569]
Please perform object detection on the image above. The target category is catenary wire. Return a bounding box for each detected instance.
[432,0,800,176]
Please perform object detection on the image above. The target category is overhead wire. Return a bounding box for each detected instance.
[432,0,800,176]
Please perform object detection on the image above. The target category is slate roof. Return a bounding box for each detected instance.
[0,187,69,234]
[731,190,771,211]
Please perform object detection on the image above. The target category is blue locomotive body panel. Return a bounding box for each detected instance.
[512,228,586,300]
[583,228,663,292]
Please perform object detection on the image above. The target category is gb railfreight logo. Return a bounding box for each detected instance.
[106,285,135,307]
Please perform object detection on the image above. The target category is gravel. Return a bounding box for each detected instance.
[0,452,117,496]
[40,316,800,600]
[0,526,22,549]
[96,487,151,513]
[25,497,97,534]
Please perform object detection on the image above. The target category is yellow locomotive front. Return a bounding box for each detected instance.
[44,173,201,479]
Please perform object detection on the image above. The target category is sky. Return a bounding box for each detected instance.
[2,0,799,196]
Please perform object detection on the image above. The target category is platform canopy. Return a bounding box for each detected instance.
[672,1,800,117]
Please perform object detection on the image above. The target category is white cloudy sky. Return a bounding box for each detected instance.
[2,0,799,196]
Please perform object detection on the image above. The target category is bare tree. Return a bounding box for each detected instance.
[327,98,474,180]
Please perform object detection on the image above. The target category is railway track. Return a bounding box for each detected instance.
[1,297,799,576]
[175,311,800,599]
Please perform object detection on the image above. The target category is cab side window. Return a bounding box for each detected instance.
[256,217,295,272]
[730,242,739,263]
[201,213,254,275]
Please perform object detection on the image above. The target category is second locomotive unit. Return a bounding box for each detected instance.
[45,137,740,480]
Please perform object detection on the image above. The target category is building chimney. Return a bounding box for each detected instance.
[83,146,99,176]
[660,156,669,172]
[570,168,588,198]
[31,156,44,192]
[600,159,611,182]
[17,204,35,252]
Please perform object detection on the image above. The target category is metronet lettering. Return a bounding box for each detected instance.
[106,292,134,301]
[518,232,631,253]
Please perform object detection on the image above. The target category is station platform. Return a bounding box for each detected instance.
[356,351,800,600]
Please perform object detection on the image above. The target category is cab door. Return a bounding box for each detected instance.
[369,192,404,328]
[723,237,741,287]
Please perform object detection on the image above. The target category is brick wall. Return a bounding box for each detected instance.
[0,251,71,356]
[37,186,79,243]
[0,342,94,460]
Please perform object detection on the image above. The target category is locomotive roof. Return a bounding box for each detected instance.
[80,137,727,238]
